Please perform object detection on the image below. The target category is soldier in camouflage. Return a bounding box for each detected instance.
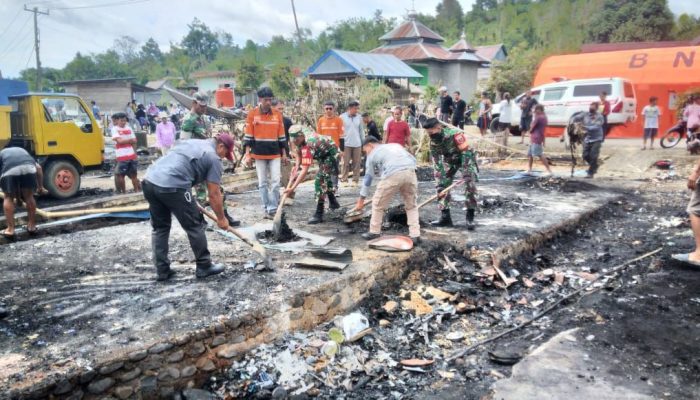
[423,117,478,230]
[284,125,341,224]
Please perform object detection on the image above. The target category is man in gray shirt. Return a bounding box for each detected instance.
[351,137,420,243]
[340,100,364,186]
[578,102,605,178]
[142,134,234,281]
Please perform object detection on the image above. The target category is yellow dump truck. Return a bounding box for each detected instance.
[0,85,104,199]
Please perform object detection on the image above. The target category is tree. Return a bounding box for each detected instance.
[586,0,674,43]
[485,44,541,97]
[112,35,139,64]
[673,13,700,40]
[166,47,197,85]
[20,67,62,91]
[181,18,220,62]
[236,59,263,93]
[269,64,296,100]
[324,10,396,52]
[435,0,465,42]
[140,38,163,64]
[62,52,98,80]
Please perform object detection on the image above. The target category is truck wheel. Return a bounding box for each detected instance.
[45,161,80,199]
[489,116,500,132]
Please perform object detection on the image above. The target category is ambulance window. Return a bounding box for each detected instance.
[542,87,566,101]
[573,84,612,97]
[623,82,634,98]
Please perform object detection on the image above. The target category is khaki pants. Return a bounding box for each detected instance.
[369,169,420,237]
[342,146,362,183]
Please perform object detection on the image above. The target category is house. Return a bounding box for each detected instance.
[474,44,508,84]
[191,70,236,94]
[307,49,423,102]
[370,12,488,97]
[58,77,158,115]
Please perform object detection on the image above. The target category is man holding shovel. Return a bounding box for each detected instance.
[423,118,479,230]
[142,134,235,281]
[350,136,420,244]
[284,126,341,224]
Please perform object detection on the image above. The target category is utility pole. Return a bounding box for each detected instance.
[24,5,49,91]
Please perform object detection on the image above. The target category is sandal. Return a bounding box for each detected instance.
[671,253,700,268]
[1,230,16,240]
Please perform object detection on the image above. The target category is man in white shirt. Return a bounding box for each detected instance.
[340,100,364,186]
[641,96,661,150]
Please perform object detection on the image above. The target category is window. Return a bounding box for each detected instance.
[572,84,612,97]
[623,82,634,98]
[542,87,566,101]
[41,97,92,128]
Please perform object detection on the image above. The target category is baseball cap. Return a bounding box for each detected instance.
[289,124,305,138]
[216,133,235,161]
[193,92,208,106]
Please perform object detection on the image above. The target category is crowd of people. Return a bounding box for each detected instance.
[5,84,700,282]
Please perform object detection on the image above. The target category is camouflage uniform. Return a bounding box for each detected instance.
[181,112,208,139]
[430,128,478,211]
[181,112,210,202]
[298,133,340,202]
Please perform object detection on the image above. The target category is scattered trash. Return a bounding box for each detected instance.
[341,313,369,340]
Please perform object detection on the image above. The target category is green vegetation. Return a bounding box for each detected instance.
[16,0,699,99]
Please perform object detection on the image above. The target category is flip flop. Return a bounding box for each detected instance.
[671,253,700,268]
[1,230,15,240]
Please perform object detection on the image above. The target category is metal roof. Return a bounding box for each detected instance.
[379,16,444,43]
[372,42,485,63]
[307,49,422,80]
[449,33,476,53]
[475,44,506,61]
[57,77,134,85]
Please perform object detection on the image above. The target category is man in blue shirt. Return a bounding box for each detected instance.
[142,134,235,281]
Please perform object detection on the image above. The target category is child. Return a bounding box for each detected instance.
[527,105,553,176]
[111,112,141,193]
[641,96,661,150]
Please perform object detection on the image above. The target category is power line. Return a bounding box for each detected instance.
[0,8,23,42]
[0,19,34,60]
[0,14,32,57]
[51,0,151,11]
[24,43,36,70]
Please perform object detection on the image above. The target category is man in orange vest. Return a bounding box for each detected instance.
[244,87,288,218]
[317,101,344,193]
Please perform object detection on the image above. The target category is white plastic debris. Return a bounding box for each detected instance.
[341,312,369,340]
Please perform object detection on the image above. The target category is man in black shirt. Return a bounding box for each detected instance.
[408,97,417,127]
[452,91,467,129]
[438,87,453,123]
[362,112,381,141]
[519,91,538,143]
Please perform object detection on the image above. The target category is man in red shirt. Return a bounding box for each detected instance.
[111,112,141,193]
[384,106,411,151]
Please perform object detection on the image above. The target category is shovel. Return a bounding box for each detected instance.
[272,177,296,238]
[197,203,273,269]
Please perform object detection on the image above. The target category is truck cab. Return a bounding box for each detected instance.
[1,92,104,198]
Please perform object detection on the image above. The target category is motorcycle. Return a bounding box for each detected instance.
[660,120,687,148]
[464,105,475,126]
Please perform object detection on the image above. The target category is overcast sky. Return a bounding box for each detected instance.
[0,0,696,78]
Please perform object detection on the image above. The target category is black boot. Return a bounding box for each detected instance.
[308,200,325,224]
[224,208,241,227]
[195,263,225,278]
[430,209,453,227]
[466,209,475,231]
[327,192,340,210]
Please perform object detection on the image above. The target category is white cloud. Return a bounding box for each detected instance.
[0,0,692,79]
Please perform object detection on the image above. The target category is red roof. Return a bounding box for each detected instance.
[379,17,444,43]
[449,37,476,53]
[371,42,484,63]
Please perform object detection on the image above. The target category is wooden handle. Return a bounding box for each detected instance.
[197,203,254,247]
[417,180,464,210]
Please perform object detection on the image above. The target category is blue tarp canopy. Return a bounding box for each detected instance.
[307,49,422,80]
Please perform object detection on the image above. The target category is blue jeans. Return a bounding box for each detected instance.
[255,158,281,214]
